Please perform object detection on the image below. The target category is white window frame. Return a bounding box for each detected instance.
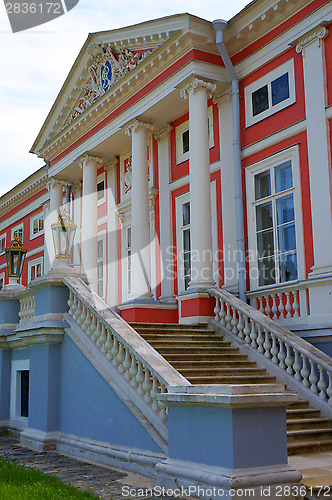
[245,59,296,127]
[0,234,6,255]
[0,271,5,290]
[97,231,107,299]
[30,212,44,239]
[28,257,43,283]
[97,172,106,206]
[246,146,304,291]
[176,193,191,293]
[11,223,23,242]
[10,359,29,423]
[176,107,214,165]
[121,221,132,301]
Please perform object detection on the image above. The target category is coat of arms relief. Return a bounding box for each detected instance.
[66,43,153,126]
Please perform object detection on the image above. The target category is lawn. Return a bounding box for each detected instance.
[0,457,97,499]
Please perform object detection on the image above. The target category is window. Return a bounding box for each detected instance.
[0,234,6,254]
[175,107,214,164]
[182,130,189,154]
[245,59,295,127]
[97,233,106,298]
[248,155,300,288]
[97,173,106,205]
[10,359,29,422]
[11,224,23,243]
[182,202,191,290]
[30,213,44,239]
[28,257,43,282]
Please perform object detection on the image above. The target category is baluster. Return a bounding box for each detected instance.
[237,312,245,340]
[70,294,78,317]
[257,326,264,353]
[123,349,132,380]
[117,342,126,373]
[94,320,102,344]
[278,340,286,370]
[293,349,302,380]
[129,355,138,388]
[90,316,98,340]
[68,291,74,313]
[278,293,284,318]
[293,292,300,318]
[73,298,82,321]
[270,334,279,364]
[77,304,86,327]
[264,296,271,318]
[150,376,159,412]
[263,330,272,358]
[259,297,264,314]
[111,337,120,366]
[327,372,332,405]
[231,307,239,335]
[243,315,251,344]
[99,324,108,351]
[300,355,310,387]
[142,369,153,403]
[285,344,294,375]
[225,304,232,330]
[214,298,220,322]
[158,385,167,421]
[219,299,226,326]
[250,320,258,348]
[104,329,113,357]
[83,308,92,332]
[136,360,145,395]
[318,366,327,400]
[271,294,278,319]
[285,292,292,318]
[309,360,319,393]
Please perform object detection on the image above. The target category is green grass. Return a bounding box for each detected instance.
[0,457,97,499]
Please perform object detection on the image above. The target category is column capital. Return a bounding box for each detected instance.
[72,181,82,195]
[154,124,173,142]
[46,177,67,192]
[180,77,216,100]
[43,201,50,212]
[78,153,103,169]
[124,119,154,136]
[104,156,119,172]
[295,25,328,53]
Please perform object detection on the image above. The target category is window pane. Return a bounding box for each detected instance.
[20,370,29,418]
[271,73,290,106]
[276,194,294,225]
[279,252,298,283]
[252,85,269,116]
[278,223,296,253]
[257,229,274,257]
[97,261,103,280]
[258,257,276,286]
[182,202,190,226]
[275,161,293,193]
[256,202,273,231]
[182,130,189,154]
[97,240,103,259]
[183,228,191,252]
[97,180,105,201]
[33,220,38,234]
[255,170,271,200]
[39,218,44,231]
[36,263,42,278]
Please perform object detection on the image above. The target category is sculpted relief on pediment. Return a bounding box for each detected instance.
[65,43,154,126]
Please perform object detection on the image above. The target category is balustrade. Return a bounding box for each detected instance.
[19,293,35,322]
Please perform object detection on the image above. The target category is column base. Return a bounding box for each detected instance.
[118,299,178,324]
[177,289,215,324]
[20,428,59,451]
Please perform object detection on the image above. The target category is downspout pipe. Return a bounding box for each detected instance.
[212,19,246,302]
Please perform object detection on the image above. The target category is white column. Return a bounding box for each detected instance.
[45,178,65,270]
[297,27,332,276]
[72,181,82,272]
[78,154,103,292]
[125,120,153,299]
[105,158,118,307]
[181,78,216,288]
[155,125,175,301]
[43,201,51,274]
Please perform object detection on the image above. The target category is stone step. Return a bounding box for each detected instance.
[171,360,258,369]
[178,367,268,376]
[287,427,332,442]
[164,353,249,361]
[156,346,240,354]
[141,335,229,343]
[287,417,332,430]
[186,375,276,384]
[131,323,211,331]
[288,438,332,455]
[146,341,231,349]
[286,407,322,418]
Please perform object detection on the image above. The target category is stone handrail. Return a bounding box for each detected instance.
[246,282,303,319]
[64,277,190,426]
[19,291,35,323]
[208,287,332,414]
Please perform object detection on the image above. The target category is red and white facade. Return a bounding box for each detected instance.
[2,0,332,341]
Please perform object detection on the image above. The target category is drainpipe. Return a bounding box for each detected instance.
[212,19,246,303]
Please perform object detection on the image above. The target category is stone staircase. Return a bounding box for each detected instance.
[131,322,332,455]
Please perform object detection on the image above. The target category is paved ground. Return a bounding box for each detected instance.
[0,437,170,499]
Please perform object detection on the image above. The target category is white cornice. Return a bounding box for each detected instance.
[0,192,49,232]
[0,175,48,220]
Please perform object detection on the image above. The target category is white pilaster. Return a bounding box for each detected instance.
[72,181,82,273]
[297,26,332,276]
[181,78,216,289]
[79,154,103,292]
[43,201,51,274]
[45,178,65,270]
[155,125,175,302]
[125,120,153,300]
[105,158,118,307]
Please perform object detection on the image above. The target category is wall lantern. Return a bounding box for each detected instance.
[5,236,27,282]
[51,210,77,260]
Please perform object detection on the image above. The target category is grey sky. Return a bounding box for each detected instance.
[0,0,251,196]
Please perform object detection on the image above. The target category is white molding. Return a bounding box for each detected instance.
[0,192,49,234]
[10,359,29,421]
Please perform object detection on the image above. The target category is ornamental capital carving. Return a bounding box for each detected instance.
[180,78,216,100]
[154,124,173,142]
[46,177,67,192]
[295,26,328,53]
[104,156,119,172]
[43,201,50,212]
[72,181,82,195]
[124,119,154,136]
[118,211,126,225]
[78,153,103,169]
